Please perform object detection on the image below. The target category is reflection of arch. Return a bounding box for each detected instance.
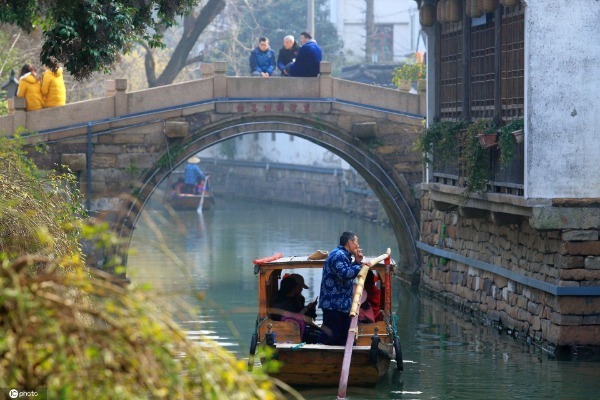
[119,116,420,275]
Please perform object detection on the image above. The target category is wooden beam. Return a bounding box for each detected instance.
[494,4,502,123]
[462,3,471,121]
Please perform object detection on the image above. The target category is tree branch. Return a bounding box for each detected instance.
[140,41,158,87]
[150,0,225,87]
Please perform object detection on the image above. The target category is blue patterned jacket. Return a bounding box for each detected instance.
[318,245,361,313]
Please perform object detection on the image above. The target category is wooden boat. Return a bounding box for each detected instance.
[248,252,403,387]
[164,189,213,210]
[164,175,213,210]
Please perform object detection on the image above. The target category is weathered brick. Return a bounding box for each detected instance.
[558,255,586,269]
[91,154,117,168]
[558,297,600,314]
[583,315,600,325]
[562,230,599,241]
[561,241,600,256]
[555,325,600,346]
[529,315,542,331]
[527,301,541,315]
[585,257,600,270]
[560,268,600,281]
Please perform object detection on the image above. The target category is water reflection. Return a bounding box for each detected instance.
[128,198,600,400]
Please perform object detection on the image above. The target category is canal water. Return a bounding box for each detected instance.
[128,198,600,400]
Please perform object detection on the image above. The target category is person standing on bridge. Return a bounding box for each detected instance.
[183,156,207,194]
[249,37,276,77]
[16,64,44,111]
[41,60,66,108]
[287,32,322,77]
[277,35,299,76]
[318,232,371,345]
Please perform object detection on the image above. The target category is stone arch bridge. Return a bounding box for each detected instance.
[0,62,425,275]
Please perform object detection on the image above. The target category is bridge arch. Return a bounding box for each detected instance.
[127,115,421,273]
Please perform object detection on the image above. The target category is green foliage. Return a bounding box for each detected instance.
[0,136,85,262]
[367,138,385,151]
[461,119,497,195]
[418,119,501,201]
[0,92,8,117]
[0,0,200,80]
[156,143,185,169]
[0,138,285,399]
[416,120,466,165]
[392,53,426,88]
[498,118,524,166]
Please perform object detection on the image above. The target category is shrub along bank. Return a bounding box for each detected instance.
[0,137,286,400]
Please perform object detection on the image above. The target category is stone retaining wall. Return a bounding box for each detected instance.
[198,160,389,222]
[419,191,600,350]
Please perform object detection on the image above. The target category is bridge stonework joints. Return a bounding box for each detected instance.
[0,62,425,274]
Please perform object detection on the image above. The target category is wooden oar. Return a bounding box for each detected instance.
[197,175,210,214]
[337,248,391,400]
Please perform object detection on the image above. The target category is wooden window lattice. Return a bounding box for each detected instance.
[501,4,524,120]
[437,2,524,121]
[439,21,464,121]
[470,18,496,120]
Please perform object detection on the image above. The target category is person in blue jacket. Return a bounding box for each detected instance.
[249,37,276,77]
[318,231,371,345]
[288,32,322,77]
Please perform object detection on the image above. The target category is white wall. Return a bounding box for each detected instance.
[525,0,600,199]
[200,133,351,169]
[328,0,418,63]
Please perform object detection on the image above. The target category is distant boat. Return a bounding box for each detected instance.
[164,176,213,210]
[247,252,403,388]
[164,189,213,210]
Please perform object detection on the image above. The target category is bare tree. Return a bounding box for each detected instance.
[143,0,226,87]
[365,0,375,64]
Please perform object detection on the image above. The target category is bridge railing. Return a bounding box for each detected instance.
[0,61,425,138]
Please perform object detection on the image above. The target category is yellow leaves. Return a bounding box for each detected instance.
[35,226,55,252]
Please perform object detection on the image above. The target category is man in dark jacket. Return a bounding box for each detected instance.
[249,37,276,77]
[277,35,299,76]
[288,32,322,77]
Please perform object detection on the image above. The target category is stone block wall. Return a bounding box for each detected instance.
[419,191,600,350]
[199,160,389,222]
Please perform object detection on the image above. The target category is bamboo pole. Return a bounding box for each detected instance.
[337,248,391,399]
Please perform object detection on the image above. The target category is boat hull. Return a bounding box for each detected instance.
[267,343,392,387]
[165,192,212,210]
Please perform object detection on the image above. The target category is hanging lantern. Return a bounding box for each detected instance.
[420,3,436,27]
[480,0,498,13]
[467,0,483,18]
[500,0,519,6]
[437,0,447,24]
[445,0,462,23]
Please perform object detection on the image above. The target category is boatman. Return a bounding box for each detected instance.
[183,156,206,194]
[318,231,371,345]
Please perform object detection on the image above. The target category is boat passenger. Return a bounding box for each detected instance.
[271,275,319,341]
[183,156,206,194]
[271,275,317,319]
[318,231,371,345]
[358,270,381,323]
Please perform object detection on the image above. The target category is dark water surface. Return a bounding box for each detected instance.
[128,198,600,400]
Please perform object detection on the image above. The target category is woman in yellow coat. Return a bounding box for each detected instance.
[16,64,44,111]
[41,66,66,107]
